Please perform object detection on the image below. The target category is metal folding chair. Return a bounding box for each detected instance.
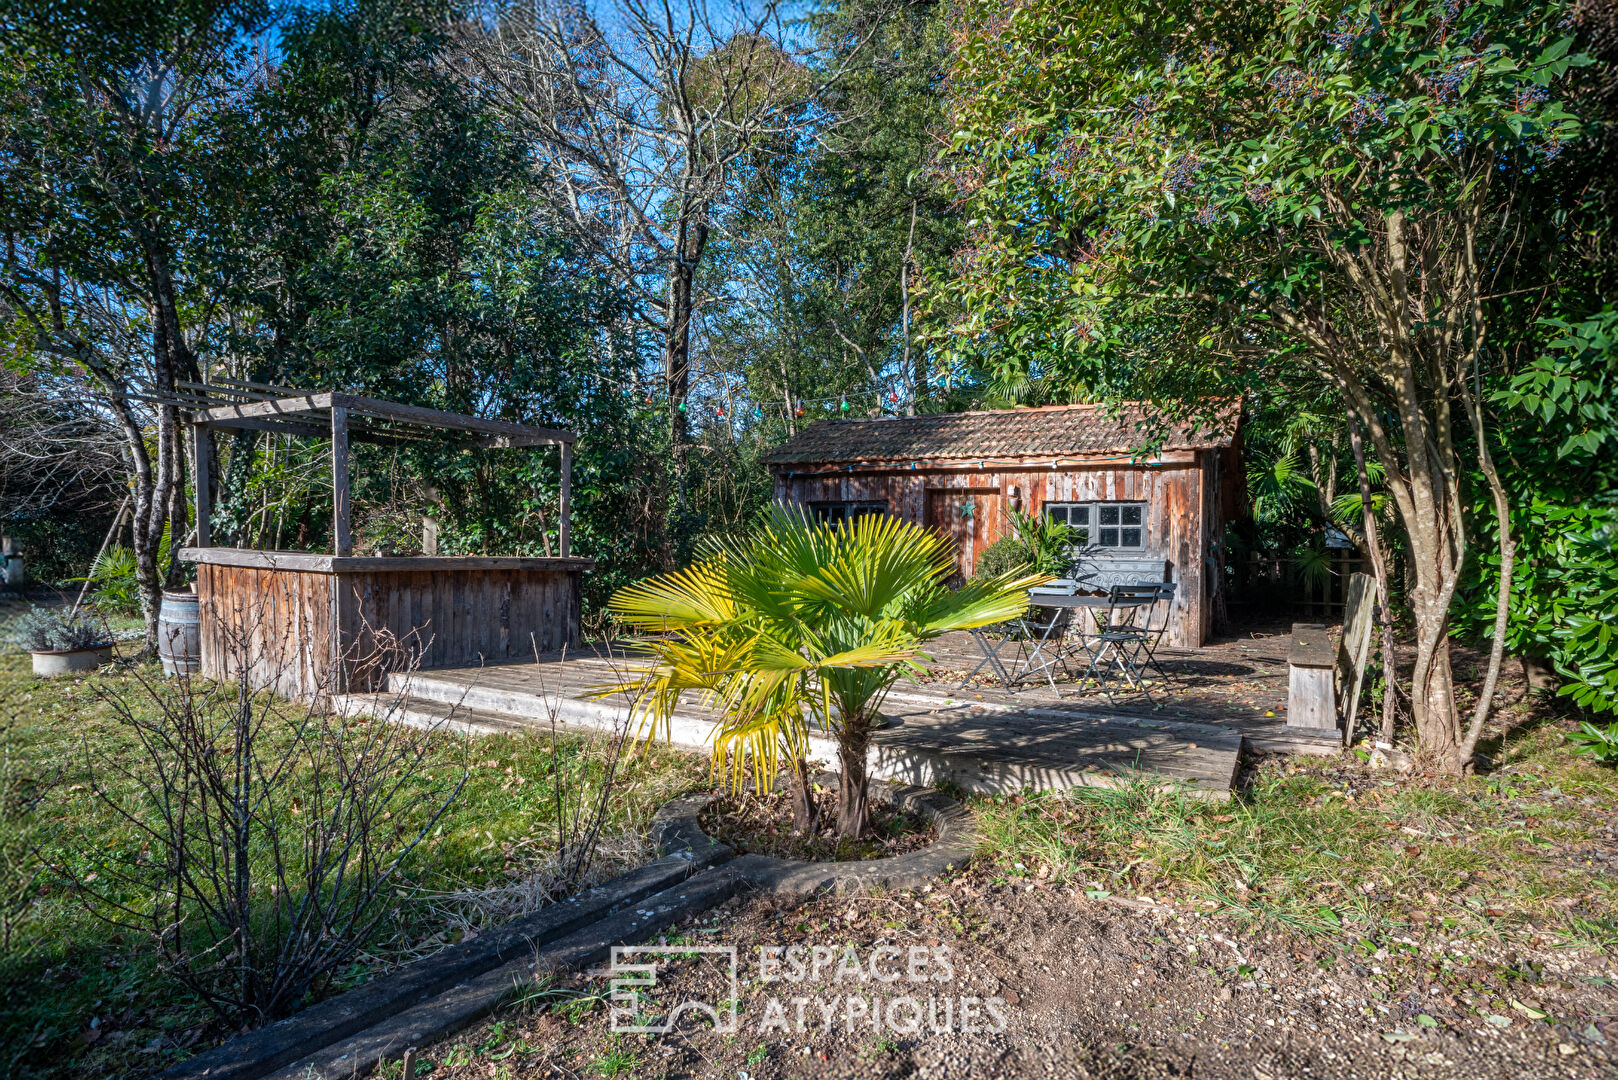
[1132,582,1178,688]
[957,622,1023,691]
[1073,584,1159,702]
[1013,584,1080,692]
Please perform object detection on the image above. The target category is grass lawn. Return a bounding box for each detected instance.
[970,712,1618,950]
[0,606,709,1080]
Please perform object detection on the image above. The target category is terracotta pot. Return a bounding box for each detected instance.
[31,645,113,677]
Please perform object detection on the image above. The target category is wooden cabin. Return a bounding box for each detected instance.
[765,403,1243,647]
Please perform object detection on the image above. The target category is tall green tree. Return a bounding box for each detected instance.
[0,0,272,646]
[703,0,962,429]
[930,0,1589,771]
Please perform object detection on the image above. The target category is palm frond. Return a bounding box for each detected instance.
[608,560,736,629]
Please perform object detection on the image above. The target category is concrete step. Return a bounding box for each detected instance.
[344,674,845,765]
[330,693,553,738]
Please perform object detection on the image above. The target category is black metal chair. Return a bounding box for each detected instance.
[1072,584,1160,702]
[957,621,1024,691]
[1132,581,1178,688]
[1013,583,1082,692]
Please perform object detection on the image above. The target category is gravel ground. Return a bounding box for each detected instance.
[422,867,1618,1080]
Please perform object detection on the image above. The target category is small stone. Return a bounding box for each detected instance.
[1217,987,1233,1002]
[1003,988,1020,1005]
[1559,1043,1578,1056]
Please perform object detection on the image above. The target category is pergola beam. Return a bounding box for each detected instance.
[189,383,576,560]
[202,391,572,446]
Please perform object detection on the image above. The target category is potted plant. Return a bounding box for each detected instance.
[11,606,114,676]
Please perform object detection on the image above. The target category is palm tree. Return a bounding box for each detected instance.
[600,504,1045,838]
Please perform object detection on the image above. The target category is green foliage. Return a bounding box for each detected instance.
[601,504,1044,833]
[74,529,175,617]
[9,606,108,653]
[78,547,141,616]
[973,508,1083,580]
[972,535,1028,580]
[702,0,961,423]
[929,0,1586,398]
[1567,721,1618,764]
[1464,308,1618,715]
[1248,450,1317,526]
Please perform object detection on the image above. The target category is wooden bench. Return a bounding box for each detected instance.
[1286,572,1377,744]
[1287,622,1338,734]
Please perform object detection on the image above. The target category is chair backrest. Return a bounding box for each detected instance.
[1109,583,1160,602]
[1139,581,1177,634]
[1104,583,1158,630]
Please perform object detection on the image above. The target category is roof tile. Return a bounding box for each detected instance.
[764,402,1237,466]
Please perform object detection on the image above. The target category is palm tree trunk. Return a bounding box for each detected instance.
[788,754,818,835]
[836,714,872,839]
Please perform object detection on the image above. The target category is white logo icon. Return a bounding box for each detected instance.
[608,945,739,1034]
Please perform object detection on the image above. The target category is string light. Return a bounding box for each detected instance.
[646,382,911,422]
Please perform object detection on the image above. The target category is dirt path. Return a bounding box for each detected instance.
[422,869,1618,1080]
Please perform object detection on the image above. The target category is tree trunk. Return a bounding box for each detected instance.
[836,712,872,839]
[1403,510,1464,769]
[1457,367,1517,767]
[663,218,708,510]
[1346,408,1400,744]
[787,754,818,835]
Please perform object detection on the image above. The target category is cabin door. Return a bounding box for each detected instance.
[925,488,1001,580]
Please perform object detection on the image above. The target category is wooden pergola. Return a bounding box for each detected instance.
[185,380,575,558]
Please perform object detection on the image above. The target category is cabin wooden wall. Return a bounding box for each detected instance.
[771,456,1219,647]
[196,563,584,699]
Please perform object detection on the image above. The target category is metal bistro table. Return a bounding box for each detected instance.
[962,588,1156,692]
[1020,590,1154,689]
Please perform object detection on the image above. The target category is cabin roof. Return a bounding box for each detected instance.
[764,402,1237,467]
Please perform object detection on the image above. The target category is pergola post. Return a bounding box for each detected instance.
[191,423,212,548]
[331,406,352,557]
[558,439,572,559]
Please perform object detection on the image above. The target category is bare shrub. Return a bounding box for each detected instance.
[0,720,54,956]
[64,611,466,1023]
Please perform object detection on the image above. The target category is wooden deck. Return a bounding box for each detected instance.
[332,620,1345,801]
[910,625,1338,755]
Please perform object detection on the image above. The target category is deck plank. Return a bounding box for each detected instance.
[371,646,1245,799]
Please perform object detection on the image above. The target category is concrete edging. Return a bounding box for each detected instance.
[652,781,977,898]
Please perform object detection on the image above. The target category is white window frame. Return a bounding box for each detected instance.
[1043,501,1148,551]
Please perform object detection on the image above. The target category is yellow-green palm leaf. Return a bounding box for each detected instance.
[599,502,1046,796]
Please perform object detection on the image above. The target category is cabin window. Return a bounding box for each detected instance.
[808,500,889,525]
[1044,501,1146,550]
